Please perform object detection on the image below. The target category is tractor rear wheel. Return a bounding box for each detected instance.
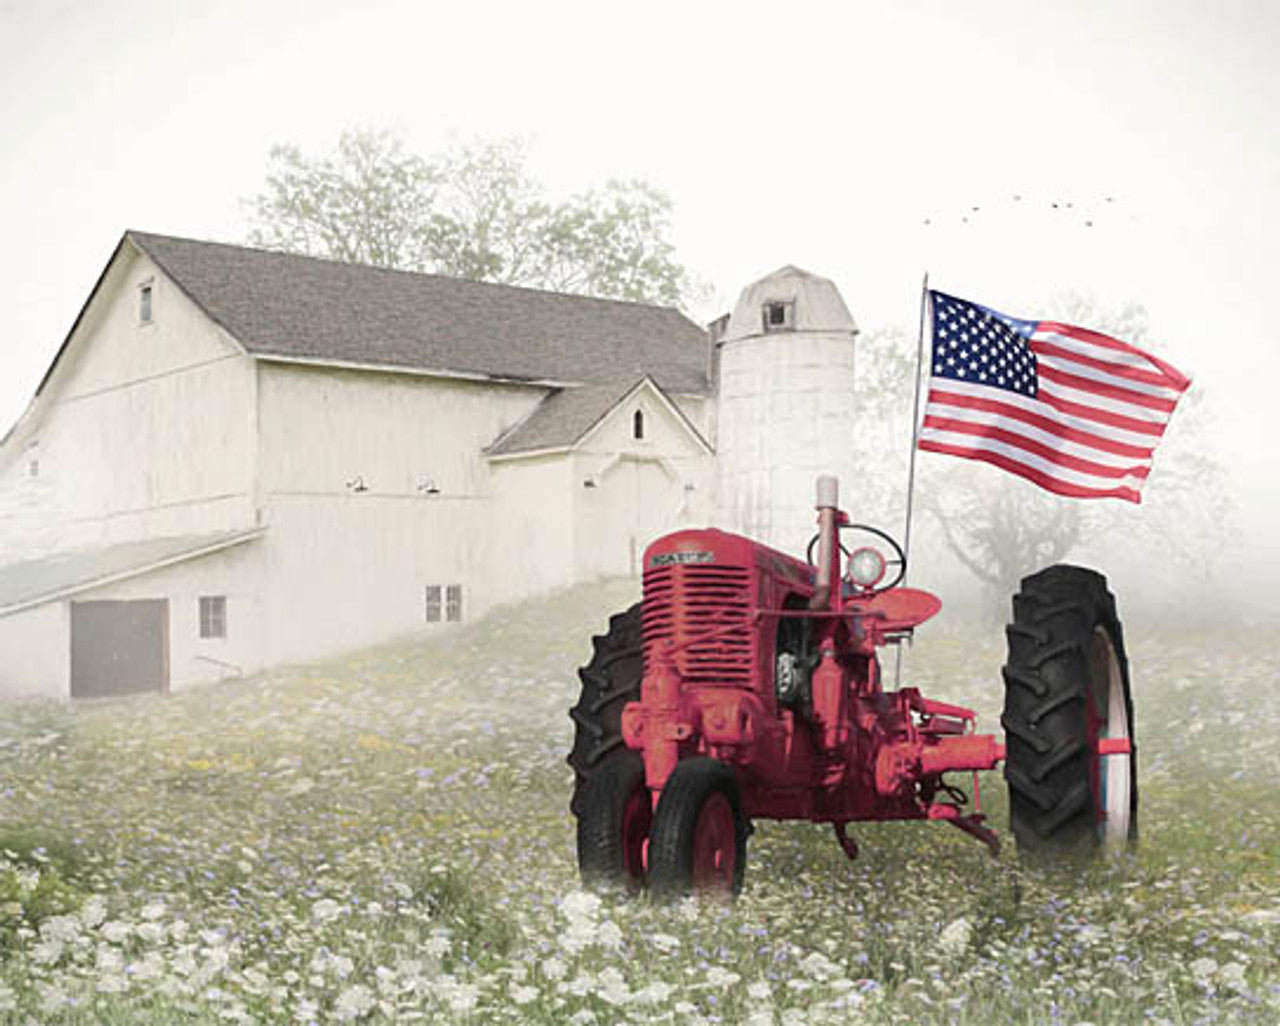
[647,758,749,899]
[576,750,651,891]
[567,604,643,818]
[1002,565,1138,857]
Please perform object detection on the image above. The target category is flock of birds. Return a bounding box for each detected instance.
[922,194,1117,228]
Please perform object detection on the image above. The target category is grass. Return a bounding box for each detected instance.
[0,576,1276,1024]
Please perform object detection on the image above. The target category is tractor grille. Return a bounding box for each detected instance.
[642,565,753,685]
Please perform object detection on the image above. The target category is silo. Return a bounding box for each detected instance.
[714,266,859,556]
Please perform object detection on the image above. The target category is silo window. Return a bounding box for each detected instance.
[633,409,645,440]
[763,300,794,332]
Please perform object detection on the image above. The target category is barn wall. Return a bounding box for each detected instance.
[255,363,552,664]
[489,454,576,599]
[77,540,266,691]
[0,603,68,700]
[256,362,546,498]
[572,387,715,577]
[0,246,258,563]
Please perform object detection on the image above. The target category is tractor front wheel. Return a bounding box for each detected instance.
[1002,565,1138,857]
[647,758,749,899]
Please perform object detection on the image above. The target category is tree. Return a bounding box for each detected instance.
[851,298,1231,611]
[246,129,703,309]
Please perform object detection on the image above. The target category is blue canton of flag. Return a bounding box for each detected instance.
[930,292,1038,398]
[919,289,1191,503]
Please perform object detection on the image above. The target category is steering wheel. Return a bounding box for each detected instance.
[805,522,908,594]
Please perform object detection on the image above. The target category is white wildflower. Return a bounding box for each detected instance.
[1190,957,1218,980]
[0,984,14,1011]
[565,972,596,997]
[596,967,631,1006]
[140,901,166,921]
[423,930,451,958]
[334,984,375,1021]
[97,973,129,994]
[80,895,108,929]
[597,919,623,950]
[799,950,837,980]
[938,916,972,956]
[1219,962,1249,993]
[129,952,166,981]
[444,981,478,1013]
[39,914,81,943]
[560,890,602,921]
[542,956,567,981]
[745,1011,775,1026]
[651,932,681,953]
[101,919,132,944]
[748,980,772,1000]
[568,1010,597,1026]
[510,983,539,1005]
[633,980,673,1004]
[32,938,63,964]
[311,898,342,922]
[706,965,741,988]
[137,921,166,944]
[37,983,67,1015]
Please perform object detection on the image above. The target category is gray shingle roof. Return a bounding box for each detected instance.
[0,529,264,615]
[487,382,636,456]
[487,376,712,457]
[128,232,712,394]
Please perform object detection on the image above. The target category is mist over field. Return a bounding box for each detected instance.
[0,577,1277,1024]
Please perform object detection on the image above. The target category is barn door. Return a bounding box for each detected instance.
[70,599,169,698]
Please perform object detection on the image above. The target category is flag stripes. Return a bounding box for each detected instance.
[919,291,1190,503]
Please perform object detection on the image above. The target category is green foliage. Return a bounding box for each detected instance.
[246,129,704,309]
[0,836,88,951]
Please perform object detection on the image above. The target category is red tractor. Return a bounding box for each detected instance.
[568,476,1137,896]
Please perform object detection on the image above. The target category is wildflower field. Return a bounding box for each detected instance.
[1,579,1277,1025]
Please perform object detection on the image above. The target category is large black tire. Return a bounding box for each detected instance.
[576,750,651,892]
[1002,565,1138,857]
[647,757,749,899]
[567,604,643,818]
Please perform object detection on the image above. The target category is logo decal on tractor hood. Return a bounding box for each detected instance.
[650,550,715,567]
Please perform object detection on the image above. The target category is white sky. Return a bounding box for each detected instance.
[3,0,1277,581]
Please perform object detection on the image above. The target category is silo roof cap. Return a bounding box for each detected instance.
[723,265,858,342]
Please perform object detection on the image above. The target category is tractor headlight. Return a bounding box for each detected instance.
[848,546,887,589]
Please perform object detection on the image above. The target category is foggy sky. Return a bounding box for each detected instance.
[2,0,1277,593]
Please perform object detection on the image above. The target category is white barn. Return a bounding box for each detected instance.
[0,232,857,700]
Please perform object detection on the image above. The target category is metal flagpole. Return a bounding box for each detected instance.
[895,272,931,685]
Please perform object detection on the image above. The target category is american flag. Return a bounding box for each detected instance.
[918,290,1191,503]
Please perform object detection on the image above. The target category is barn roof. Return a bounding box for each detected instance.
[127,232,712,394]
[0,529,265,616]
[486,376,710,458]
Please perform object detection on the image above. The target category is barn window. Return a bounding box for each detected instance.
[633,409,645,440]
[199,596,226,639]
[446,585,463,622]
[139,284,153,324]
[425,585,442,622]
[28,459,39,478]
[762,300,794,332]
